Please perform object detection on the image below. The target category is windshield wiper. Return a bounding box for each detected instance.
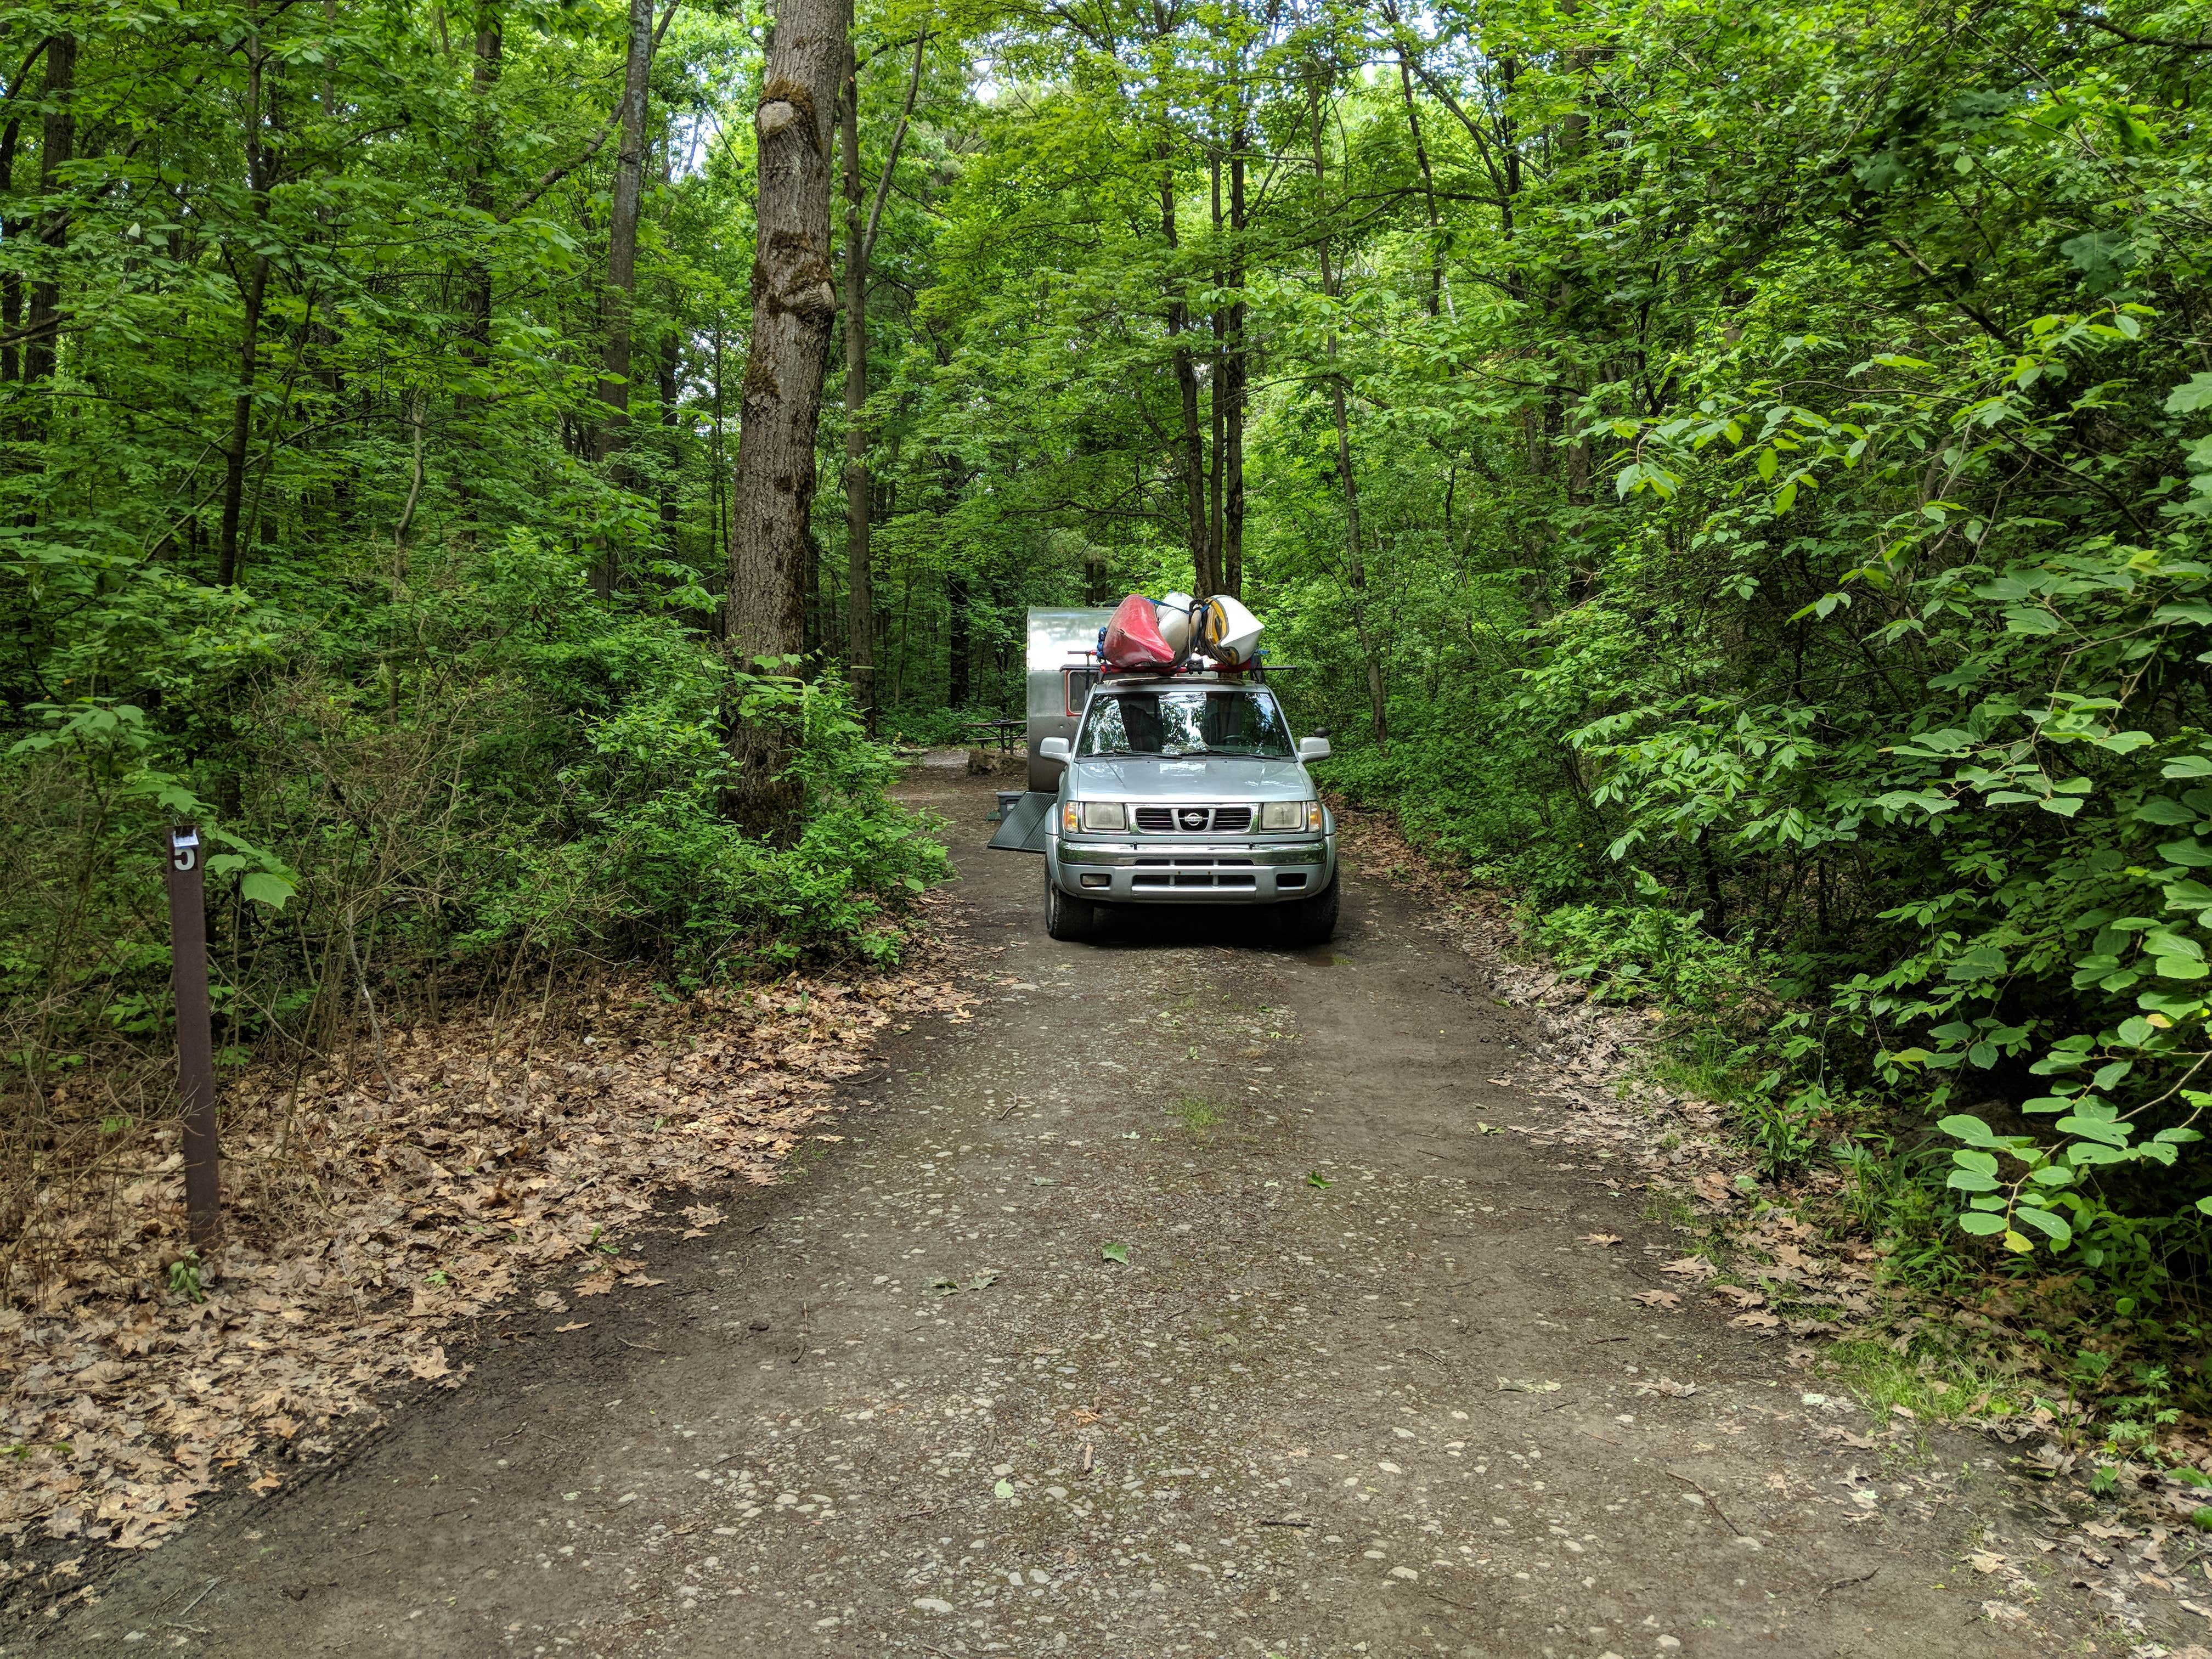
[1160,744,1209,757]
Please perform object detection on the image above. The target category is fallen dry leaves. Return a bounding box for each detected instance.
[0,932,971,1571]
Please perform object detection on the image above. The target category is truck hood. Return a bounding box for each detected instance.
[1066,754,1314,800]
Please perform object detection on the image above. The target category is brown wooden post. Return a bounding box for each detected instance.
[165,826,221,1255]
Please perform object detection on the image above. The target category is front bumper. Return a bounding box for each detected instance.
[1048,836,1334,903]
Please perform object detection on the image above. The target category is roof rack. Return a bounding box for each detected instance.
[1075,656,1296,683]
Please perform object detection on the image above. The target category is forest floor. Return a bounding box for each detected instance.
[12,761,2206,1658]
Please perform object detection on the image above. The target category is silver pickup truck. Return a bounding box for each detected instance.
[989,608,1338,944]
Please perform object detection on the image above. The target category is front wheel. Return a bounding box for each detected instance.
[1281,876,1339,946]
[1045,869,1098,941]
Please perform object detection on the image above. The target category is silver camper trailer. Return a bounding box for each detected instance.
[1024,608,1113,792]
[987,608,1110,857]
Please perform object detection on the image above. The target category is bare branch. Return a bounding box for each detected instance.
[1375,2,1510,202]
[2069,9,2212,49]
[862,27,928,262]
[0,36,53,111]
[503,0,683,221]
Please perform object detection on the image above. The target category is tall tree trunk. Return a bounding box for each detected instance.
[218,25,269,588]
[1499,55,1522,227]
[1395,54,1451,319]
[453,6,500,537]
[1554,9,1593,504]
[724,0,844,830]
[890,560,909,705]
[1310,87,1386,744]
[596,0,655,495]
[708,321,726,635]
[1565,363,1591,505]
[23,33,76,403]
[837,27,922,730]
[1207,143,1224,579]
[946,572,970,708]
[0,115,19,387]
[1160,161,1214,597]
[1325,369,1384,743]
[1222,121,1246,597]
[839,42,874,726]
[805,527,822,654]
[657,328,680,551]
[461,7,501,380]
[0,41,50,392]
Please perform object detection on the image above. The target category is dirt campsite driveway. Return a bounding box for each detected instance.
[25,762,2131,1658]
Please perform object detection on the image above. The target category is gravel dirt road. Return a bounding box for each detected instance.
[26,762,2101,1658]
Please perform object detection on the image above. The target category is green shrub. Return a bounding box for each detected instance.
[879,703,990,749]
[1,531,949,1289]
[1530,902,1773,1018]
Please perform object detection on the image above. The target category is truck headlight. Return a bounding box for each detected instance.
[1260,800,1306,831]
[1080,800,1126,831]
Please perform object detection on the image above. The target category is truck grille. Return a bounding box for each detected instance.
[1134,805,1252,834]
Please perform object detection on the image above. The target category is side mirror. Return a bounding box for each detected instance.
[1039,737,1070,760]
[1299,736,1331,761]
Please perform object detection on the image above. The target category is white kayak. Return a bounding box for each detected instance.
[1154,592,1197,653]
[1199,593,1262,664]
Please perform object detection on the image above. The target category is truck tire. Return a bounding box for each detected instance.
[1283,875,1340,946]
[1045,868,1097,942]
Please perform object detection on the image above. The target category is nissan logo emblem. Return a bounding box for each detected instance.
[1180,810,1207,830]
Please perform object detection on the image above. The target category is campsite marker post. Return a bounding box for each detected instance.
[165,825,222,1255]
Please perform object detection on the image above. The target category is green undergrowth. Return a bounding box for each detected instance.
[1819,1339,2034,1429]
[1641,1186,1698,1232]
[1563,910,2212,1432]
[880,703,998,751]
[1343,787,2212,1441]
[2,534,954,1292]
[1320,737,1594,902]
[1170,1093,1231,1134]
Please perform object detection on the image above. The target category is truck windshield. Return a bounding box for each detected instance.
[1077,689,1294,759]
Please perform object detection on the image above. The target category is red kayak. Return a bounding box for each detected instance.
[1100,592,1177,670]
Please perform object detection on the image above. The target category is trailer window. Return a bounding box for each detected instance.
[1077,689,1294,759]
